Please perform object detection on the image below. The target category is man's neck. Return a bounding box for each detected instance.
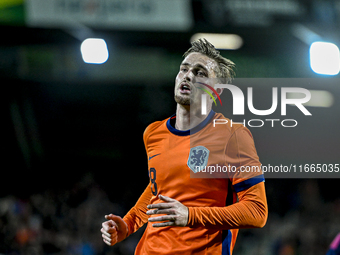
[175,104,212,131]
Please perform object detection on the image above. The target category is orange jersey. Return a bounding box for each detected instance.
[123,111,267,255]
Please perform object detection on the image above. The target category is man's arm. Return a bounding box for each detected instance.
[101,183,152,246]
[182,124,267,229]
[147,181,267,229]
[187,181,267,229]
[123,183,152,236]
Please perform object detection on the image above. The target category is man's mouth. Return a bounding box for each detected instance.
[179,83,191,94]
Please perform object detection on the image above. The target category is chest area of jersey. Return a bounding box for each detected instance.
[146,133,227,181]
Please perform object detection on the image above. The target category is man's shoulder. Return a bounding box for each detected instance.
[213,112,247,135]
[146,117,170,132]
[143,117,170,141]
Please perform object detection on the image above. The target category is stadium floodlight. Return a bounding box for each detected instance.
[310,42,340,75]
[190,33,243,50]
[81,38,109,64]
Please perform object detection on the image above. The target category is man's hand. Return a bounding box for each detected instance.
[147,194,189,227]
[101,214,128,246]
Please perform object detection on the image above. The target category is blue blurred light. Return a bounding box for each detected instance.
[81,38,109,64]
[310,42,340,75]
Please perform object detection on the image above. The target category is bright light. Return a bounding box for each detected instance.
[81,38,109,64]
[190,33,243,50]
[287,90,334,108]
[310,42,340,75]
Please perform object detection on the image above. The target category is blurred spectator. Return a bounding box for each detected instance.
[1,177,338,255]
[0,173,142,255]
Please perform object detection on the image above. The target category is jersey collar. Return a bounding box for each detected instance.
[166,110,215,136]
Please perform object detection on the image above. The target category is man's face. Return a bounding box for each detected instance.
[174,52,218,106]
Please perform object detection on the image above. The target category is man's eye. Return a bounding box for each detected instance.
[197,71,206,77]
[181,68,188,72]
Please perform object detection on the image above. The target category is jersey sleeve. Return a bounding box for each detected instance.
[123,183,152,237]
[226,125,264,190]
[143,121,162,152]
[187,125,268,229]
[122,122,161,236]
[187,181,268,229]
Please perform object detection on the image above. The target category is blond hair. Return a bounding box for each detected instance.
[183,38,236,81]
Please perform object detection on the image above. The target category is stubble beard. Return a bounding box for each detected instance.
[174,93,191,105]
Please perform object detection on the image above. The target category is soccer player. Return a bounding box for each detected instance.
[101,39,268,254]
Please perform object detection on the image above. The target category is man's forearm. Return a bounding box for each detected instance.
[186,182,267,229]
[123,183,152,236]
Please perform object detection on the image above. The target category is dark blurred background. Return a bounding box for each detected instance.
[1,0,340,254]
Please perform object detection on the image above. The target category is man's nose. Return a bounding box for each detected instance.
[183,70,194,82]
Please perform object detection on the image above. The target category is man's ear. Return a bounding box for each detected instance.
[215,88,223,97]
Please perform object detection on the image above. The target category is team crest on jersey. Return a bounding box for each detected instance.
[187,146,210,173]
